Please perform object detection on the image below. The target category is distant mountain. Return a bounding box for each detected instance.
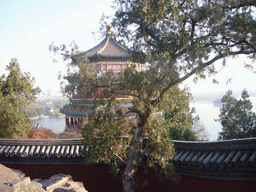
[190,92,225,103]
[190,91,256,104]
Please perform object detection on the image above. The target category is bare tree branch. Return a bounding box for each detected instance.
[151,49,253,106]
[111,147,126,163]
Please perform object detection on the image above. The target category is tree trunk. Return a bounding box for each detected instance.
[122,126,143,192]
[122,109,150,192]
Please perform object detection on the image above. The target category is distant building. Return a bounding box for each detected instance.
[47,107,54,114]
[60,26,141,132]
[46,87,52,98]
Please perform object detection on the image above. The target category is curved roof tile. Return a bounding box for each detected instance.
[85,35,131,58]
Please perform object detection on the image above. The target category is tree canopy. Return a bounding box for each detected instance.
[50,0,256,191]
[162,86,208,141]
[111,1,256,190]
[112,0,256,86]
[217,89,256,140]
[0,59,40,139]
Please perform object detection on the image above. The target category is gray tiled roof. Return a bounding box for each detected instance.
[85,36,131,58]
[0,138,255,180]
[60,104,134,116]
[172,138,256,180]
[0,139,85,164]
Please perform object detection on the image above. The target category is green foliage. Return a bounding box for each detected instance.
[82,104,133,174]
[0,97,30,139]
[27,98,67,118]
[142,116,176,180]
[218,89,256,140]
[0,59,40,139]
[162,86,196,141]
[112,0,256,84]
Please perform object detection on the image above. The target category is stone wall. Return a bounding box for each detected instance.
[0,164,87,192]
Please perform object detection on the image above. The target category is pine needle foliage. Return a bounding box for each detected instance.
[0,59,40,139]
[217,89,256,140]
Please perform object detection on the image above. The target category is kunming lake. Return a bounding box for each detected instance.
[31,97,256,141]
[31,116,65,134]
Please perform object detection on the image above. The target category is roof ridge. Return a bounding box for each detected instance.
[173,137,256,150]
[0,138,84,146]
[1,137,256,148]
[85,37,107,55]
[109,36,130,52]
[85,35,131,58]
[98,36,110,54]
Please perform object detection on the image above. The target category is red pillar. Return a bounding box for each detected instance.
[71,117,74,126]
[66,117,69,127]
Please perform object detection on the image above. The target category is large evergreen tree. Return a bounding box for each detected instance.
[51,0,256,191]
[0,59,40,139]
[218,89,256,140]
[110,1,256,189]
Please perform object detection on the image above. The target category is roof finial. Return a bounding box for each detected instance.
[107,25,114,36]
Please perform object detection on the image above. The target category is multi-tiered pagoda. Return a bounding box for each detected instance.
[61,27,140,132]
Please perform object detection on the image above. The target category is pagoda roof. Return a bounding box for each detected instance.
[60,104,94,117]
[0,137,256,180]
[85,35,131,58]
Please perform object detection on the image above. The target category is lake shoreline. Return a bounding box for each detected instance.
[31,116,66,134]
[30,115,65,120]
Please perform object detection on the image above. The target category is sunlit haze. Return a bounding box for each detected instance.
[1,0,256,95]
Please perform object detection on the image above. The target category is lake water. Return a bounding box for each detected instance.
[190,96,256,141]
[31,104,221,140]
[31,97,256,141]
[31,116,65,134]
[190,103,221,141]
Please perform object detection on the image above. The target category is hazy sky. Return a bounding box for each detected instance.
[1,0,256,95]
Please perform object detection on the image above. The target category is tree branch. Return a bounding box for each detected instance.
[227,1,256,9]
[244,40,256,52]
[127,108,142,117]
[110,147,126,163]
[151,50,254,106]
